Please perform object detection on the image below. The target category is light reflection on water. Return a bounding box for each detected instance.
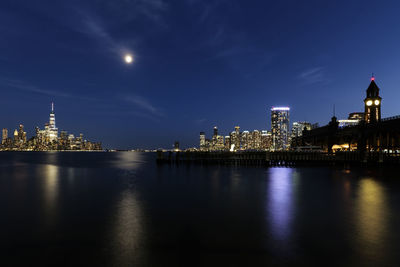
[110,189,145,266]
[112,152,145,170]
[109,152,146,266]
[268,168,294,242]
[42,164,59,212]
[355,178,389,260]
[39,154,61,227]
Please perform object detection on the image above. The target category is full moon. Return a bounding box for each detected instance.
[124,54,133,64]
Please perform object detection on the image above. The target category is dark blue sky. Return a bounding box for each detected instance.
[1,0,400,149]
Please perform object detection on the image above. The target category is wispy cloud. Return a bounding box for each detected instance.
[76,13,128,56]
[0,76,95,100]
[135,0,168,23]
[124,95,165,118]
[188,0,228,24]
[99,0,168,23]
[68,0,169,56]
[0,77,72,98]
[298,67,327,84]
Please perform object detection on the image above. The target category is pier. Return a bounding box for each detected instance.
[156,151,400,167]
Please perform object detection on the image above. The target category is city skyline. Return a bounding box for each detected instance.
[0,76,389,150]
[1,102,101,151]
[2,1,400,149]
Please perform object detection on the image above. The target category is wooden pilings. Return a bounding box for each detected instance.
[156,151,400,166]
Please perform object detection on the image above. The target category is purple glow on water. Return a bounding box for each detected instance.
[268,168,294,241]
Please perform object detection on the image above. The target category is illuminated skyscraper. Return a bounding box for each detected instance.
[199,132,206,151]
[271,107,290,151]
[212,126,218,149]
[48,102,58,142]
[224,136,230,150]
[216,135,224,150]
[1,128,7,144]
[261,130,272,150]
[291,121,311,139]
[13,129,18,142]
[18,124,26,143]
[241,130,250,150]
[251,130,261,149]
[234,126,240,149]
[213,126,218,137]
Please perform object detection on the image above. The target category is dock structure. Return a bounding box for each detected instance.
[156,151,400,167]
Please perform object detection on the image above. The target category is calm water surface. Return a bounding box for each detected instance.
[1,152,400,266]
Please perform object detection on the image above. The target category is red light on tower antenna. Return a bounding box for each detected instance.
[371,76,375,81]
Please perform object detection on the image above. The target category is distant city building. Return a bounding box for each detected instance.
[271,107,290,151]
[337,111,365,129]
[224,136,231,150]
[213,126,218,137]
[261,130,272,150]
[198,126,275,152]
[241,131,250,150]
[216,135,224,150]
[291,121,311,139]
[2,128,7,144]
[336,112,365,128]
[234,126,240,150]
[338,119,359,128]
[13,129,18,141]
[311,123,320,129]
[348,112,364,121]
[199,132,206,151]
[173,141,180,151]
[14,124,27,147]
[211,126,220,149]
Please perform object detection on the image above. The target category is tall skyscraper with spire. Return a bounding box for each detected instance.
[48,102,58,142]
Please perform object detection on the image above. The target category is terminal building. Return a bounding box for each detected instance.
[292,76,400,152]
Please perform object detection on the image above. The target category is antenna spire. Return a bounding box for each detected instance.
[333,104,336,117]
[51,102,54,113]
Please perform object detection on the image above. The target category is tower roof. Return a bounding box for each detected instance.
[366,79,380,98]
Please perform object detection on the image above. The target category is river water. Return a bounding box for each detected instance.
[1,152,400,266]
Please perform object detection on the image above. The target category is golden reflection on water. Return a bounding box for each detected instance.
[110,152,146,265]
[356,178,388,256]
[114,152,144,170]
[111,189,144,265]
[42,164,60,226]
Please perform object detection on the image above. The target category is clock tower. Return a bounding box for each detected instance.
[364,76,382,123]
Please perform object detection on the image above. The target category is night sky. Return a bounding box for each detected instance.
[1,0,400,149]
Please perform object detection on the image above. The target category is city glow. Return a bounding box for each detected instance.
[124,54,133,64]
[271,107,290,111]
